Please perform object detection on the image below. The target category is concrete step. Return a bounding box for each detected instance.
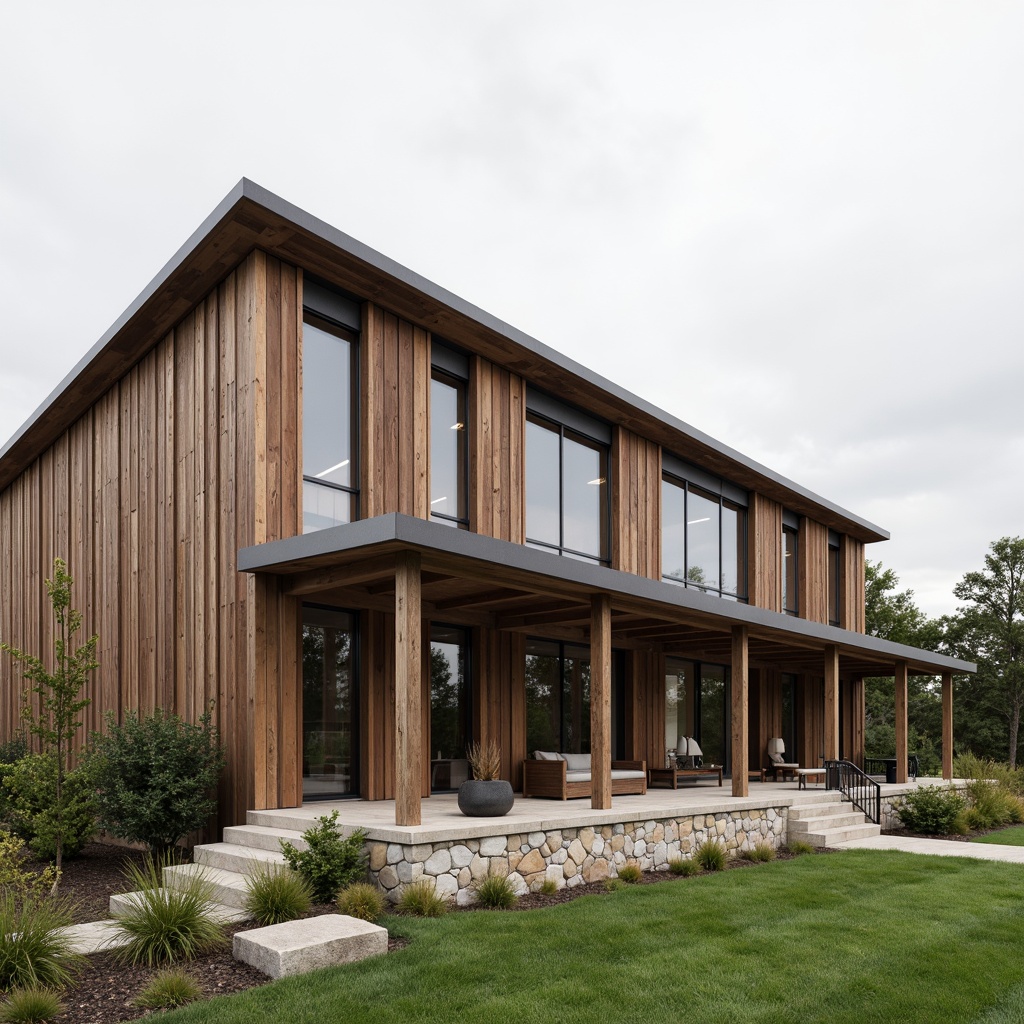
[801,823,882,847]
[58,920,133,955]
[195,841,287,875]
[788,801,848,819]
[110,888,250,924]
[789,812,869,833]
[247,809,326,833]
[163,863,251,910]
[224,823,308,854]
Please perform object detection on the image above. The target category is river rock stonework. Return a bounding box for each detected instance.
[367,807,787,906]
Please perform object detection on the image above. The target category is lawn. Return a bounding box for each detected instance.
[159,851,1024,1024]
[971,826,1024,847]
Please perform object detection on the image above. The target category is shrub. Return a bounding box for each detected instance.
[114,857,226,966]
[280,813,367,902]
[397,880,448,917]
[92,707,226,857]
[617,863,642,883]
[743,841,776,863]
[668,857,700,876]
[0,834,58,902]
[243,863,311,926]
[0,892,80,994]
[695,840,726,872]
[3,755,96,861]
[0,987,64,1023]
[897,785,966,835]
[965,780,1024,830]
[337,883,386,923]
[132,969,202,1010]
[474,873,518,909]
[537,878,558,895]
[0,736,27,825]
[786,840,816,856]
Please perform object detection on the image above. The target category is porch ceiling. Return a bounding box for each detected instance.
[240,513,976,679]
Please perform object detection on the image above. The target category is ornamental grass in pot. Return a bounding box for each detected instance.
[458,740,514,817]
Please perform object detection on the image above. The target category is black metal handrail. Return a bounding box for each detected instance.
[825,759,881,824]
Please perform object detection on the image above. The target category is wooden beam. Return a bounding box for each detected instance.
[284,553,397,596]
[824,644,840,762]
[942,670,953,780]
[496,605,592,629]
[731,625,749,797]
[395,551,422,826]
[590,594,612,810]
[895,660,908,785]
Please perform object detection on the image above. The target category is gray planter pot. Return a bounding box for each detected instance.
[457,779,514,817]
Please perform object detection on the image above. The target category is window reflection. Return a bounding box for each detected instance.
[430,373,467,527]
[783,525,799,615]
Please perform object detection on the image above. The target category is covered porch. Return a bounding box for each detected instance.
[239,513,973,827]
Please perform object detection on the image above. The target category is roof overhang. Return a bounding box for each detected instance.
[239,514,973,678]
[1,179,888,542]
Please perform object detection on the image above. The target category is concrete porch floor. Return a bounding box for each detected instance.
[249,776,956,845]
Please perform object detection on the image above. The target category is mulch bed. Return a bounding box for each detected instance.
[24,841,827,1023]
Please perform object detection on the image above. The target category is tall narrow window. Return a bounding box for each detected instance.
[430,370,468,527]
[302,313,358,533]
[661,472,747,601]
[828,537,841,627]
[526,414,609,563]
[430,625,470,790]
[782,524,799,615]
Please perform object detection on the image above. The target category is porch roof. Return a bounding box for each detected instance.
[239,513,975,679]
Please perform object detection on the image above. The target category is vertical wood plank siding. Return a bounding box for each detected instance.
[626,650,664,770]
[748,494,782,611]
[611,427,661,579]
[470,357,525,542]
[839,536,866,632]
[0,251,303,828]
[798,518,829,624]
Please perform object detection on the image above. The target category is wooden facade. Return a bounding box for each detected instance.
[0,184,965,831]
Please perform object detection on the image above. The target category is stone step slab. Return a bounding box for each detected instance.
[194,841,287,875]
[788,802,848,819]
[163,863,251,909]
[233,914,387,979]
[789,813,868,833]
[109,889,250,924]
[801,823,882,847]
[223,823,307,854]
[58,921,133,955]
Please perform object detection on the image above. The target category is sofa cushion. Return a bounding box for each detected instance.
[565,770,592,782]
[562,753,591,772]
[609,770,646,781]
[533,750,563,761]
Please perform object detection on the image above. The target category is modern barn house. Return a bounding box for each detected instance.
[0,182,972,872]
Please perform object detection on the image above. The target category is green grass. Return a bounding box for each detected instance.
[971,826,1024,847]
[152,851,1024,1024]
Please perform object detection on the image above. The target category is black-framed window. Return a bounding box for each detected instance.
[782,522,799,616]
[828,535,841,627]
[526,413,610,564]
[781,673,797,759]
[664,657,730,771]
[430,624,471,791]
[302,311,359,533]
[429,369,468,528]
[525,639,624,757]
[661,473,747,601]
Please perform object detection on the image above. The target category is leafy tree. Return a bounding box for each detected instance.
[946,537,1024,768]
[0,558,97,885]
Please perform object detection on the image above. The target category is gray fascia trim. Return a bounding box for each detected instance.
[1,177,889,542]
[238,514,972,675]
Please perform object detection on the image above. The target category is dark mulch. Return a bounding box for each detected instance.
[27,841,824,1023]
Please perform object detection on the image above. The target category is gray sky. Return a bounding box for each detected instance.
[2,2,1021,618]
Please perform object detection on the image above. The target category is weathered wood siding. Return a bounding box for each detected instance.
[799,518,829,625]
[747,494,783,612]
[840,536,866,632]
[612,428,661,579]
[625,649,664,770]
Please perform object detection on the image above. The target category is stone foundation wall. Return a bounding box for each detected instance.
[367,808,787,906]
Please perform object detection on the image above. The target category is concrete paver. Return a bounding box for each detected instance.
[835,833,1024,863]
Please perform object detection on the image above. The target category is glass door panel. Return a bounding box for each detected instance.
[430,625,470,791]
[698,664,727,769]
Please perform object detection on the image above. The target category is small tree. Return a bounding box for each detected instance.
[93,707,226,856]
[1,558,96,886]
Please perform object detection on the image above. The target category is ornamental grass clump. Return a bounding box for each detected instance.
[132,969,203,1010]
[965,780,1024,831]
[280,812,367,902]
[114,857,226,966]
[786,840,815,856]
[337,883,386,923]
[397,881,449,918]
[668,857,700,876]
[617,862,642,883]
[537,878,558,895]
[0,893,80,995]
[0,986,64,1024]
[743,841,776,863]
[474,872,518,909]
[243,863,312,926]
[695,840,726,872]
[466,740,501,781]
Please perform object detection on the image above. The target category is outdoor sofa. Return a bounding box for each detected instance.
[522,751,648,799]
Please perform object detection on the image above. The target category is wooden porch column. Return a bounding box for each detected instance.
[395,552,422,826]
[824,645,839,763]
[942,670,954,780]
[731,625,749,797]
[895,660,909,785]
[590,593,612,810]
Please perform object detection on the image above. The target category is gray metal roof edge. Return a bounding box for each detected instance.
[238,513,971,674]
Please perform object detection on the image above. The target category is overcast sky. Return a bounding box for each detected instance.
[1,2,1021,618]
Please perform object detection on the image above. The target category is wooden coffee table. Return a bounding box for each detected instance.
[648,766,723,788]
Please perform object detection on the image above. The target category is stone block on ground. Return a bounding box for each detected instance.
[233,914,387,979]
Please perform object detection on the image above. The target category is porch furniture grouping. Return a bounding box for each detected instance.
[522,752,648,800]
[647,766,724,789]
